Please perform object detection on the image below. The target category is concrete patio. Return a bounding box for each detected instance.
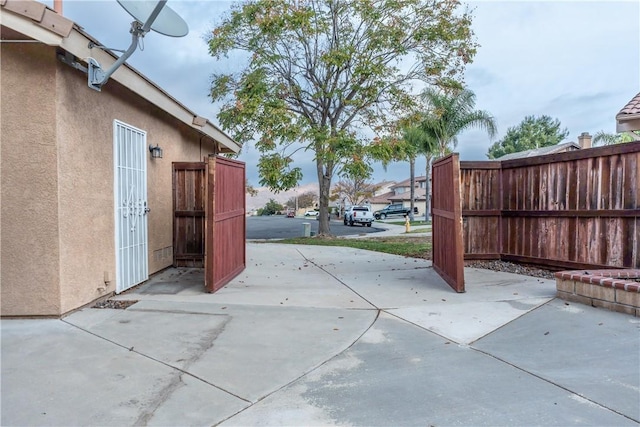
[2,243,639,426]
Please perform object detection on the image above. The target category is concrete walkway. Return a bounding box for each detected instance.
[2,243,639,426]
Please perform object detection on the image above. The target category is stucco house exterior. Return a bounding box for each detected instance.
[369,177,427,213]
[617,92,640,137]
[1,0,241,316]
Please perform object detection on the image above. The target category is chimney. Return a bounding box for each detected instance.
[54,0,62,14]
[578,132,592,149]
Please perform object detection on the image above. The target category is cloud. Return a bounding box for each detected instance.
[465,67,497,88]
[49,0,640,185]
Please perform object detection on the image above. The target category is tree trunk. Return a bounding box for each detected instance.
[316,160,332,236]
[409,157,415,221]
[425,154,432,222]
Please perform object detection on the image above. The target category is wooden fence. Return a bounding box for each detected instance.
[461,141,640,270]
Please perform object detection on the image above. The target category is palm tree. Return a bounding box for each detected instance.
[593,130,636,146]
[420,88,498,157]
[403,124,438,220]
[414,87,497,220]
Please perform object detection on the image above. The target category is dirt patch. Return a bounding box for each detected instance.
[92,300,138,310]
[464,260,555,280]
[359,236,555,279]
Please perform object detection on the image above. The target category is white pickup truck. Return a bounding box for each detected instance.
[343,206,374,227]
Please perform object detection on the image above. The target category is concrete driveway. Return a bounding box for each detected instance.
[2,243,639,426]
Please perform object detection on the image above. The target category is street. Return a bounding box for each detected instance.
[246,215,385,239]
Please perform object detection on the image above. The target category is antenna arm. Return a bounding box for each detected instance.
[95,27,140,85]
[141,0,167,33]
[88,21,143,90]
[87,0,169,91]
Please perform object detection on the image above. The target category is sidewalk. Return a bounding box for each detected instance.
[345,218,431,238]
[2,243,639,426]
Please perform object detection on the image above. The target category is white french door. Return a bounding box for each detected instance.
[114,120,149,293]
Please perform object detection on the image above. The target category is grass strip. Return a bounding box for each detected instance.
[270,236,431,259]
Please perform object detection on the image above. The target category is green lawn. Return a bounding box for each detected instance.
[270,236,431,259]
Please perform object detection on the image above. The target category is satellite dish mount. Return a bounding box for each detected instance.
[88,0,188,91]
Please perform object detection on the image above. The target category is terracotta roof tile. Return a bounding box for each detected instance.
[1,0,75,38]
[618,92,640,117]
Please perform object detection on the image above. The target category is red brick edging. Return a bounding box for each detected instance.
[555,269,640,316]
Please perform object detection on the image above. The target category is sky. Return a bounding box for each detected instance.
[46,0,640,186]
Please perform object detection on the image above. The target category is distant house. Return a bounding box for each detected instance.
[370,177,427,213]
[495,133,592,160]
[616,92,640,135]
[1,1,242,316]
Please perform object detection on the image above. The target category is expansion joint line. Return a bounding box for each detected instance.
[470,346,639,424]
[294,248,379,310]
[384,303,638,425]
[214,309,383,426]
[60,319,251,403]
[215,248,383,425]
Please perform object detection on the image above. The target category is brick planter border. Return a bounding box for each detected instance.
[555,269,640,316]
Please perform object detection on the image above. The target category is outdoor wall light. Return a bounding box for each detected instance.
[149,144,163,159]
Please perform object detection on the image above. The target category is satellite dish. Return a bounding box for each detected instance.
[87,0,188,91]
[117,0,188,37]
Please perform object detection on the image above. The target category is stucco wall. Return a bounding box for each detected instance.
[55,58,217,314]
[2,42,218,316]
[1,43,61,316]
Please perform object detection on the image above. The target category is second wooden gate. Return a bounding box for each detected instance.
[205,156,246,292]
[432,154,465,292]
[173,162,206,267]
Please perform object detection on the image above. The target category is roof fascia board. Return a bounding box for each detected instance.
[202,123,239,152]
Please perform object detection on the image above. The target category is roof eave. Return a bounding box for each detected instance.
[616,114,640,133]
[2,3,241,154]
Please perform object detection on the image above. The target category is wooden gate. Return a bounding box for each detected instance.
[173,162,206,267]
[205,155,246,292]
[432,154,465,292]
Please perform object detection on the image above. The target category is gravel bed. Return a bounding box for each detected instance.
[92,300,138,310]
[465,260,556,280]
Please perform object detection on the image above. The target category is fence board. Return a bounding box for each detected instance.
[460,141,639,269]
[460,164,501,260]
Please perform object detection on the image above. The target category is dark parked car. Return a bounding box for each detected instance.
[373,204,412,220]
